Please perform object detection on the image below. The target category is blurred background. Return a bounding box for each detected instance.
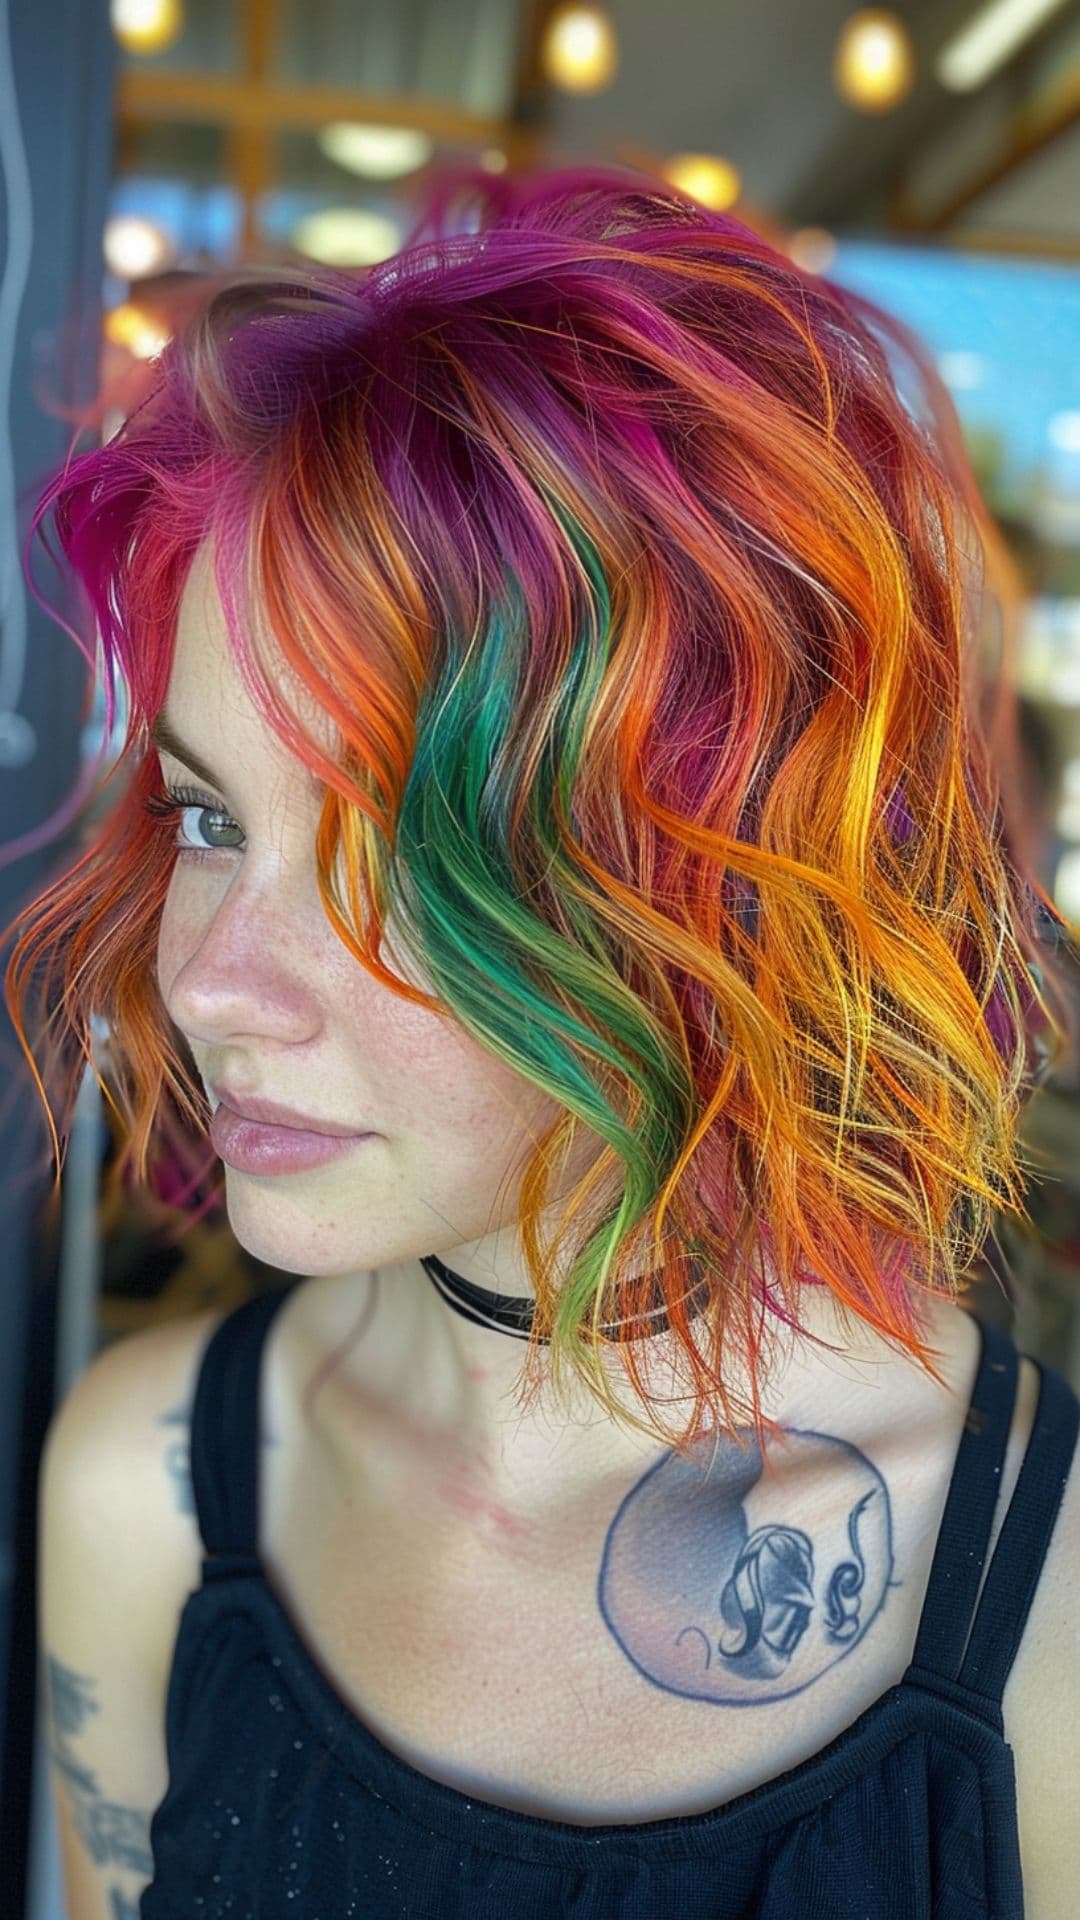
[3,2,1080,1912]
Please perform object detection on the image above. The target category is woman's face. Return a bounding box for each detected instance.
[154,541,598,1287]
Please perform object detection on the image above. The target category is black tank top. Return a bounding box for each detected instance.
[140,1282,1078,1919]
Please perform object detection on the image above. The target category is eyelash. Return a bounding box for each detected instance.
[143,784,246,857]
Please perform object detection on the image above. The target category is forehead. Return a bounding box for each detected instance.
[168,538,338,766]
[171,540,235,695]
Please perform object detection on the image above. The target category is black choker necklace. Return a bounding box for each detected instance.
[419,1252,709,1343]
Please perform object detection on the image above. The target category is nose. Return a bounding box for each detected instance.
[158,869,324,1051]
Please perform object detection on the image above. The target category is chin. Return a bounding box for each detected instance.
[219,1190,407,1282]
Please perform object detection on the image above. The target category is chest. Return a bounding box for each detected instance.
[253,1382,1002,1827]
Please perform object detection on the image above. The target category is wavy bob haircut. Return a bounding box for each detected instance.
[7,163,1076,1461]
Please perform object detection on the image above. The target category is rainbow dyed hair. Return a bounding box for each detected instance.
[7,163,1076,1459]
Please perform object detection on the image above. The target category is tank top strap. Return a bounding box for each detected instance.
[904,1309,1079,1721]
[188,1281,305,1573]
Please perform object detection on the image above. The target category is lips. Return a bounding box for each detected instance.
[206,1105,374,1175]
[210,1087,368,1135]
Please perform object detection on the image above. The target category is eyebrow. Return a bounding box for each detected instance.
[150,709,331,806]
[149,713,228,794]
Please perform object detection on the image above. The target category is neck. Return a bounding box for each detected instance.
[419,1248,710,1344]
[297,1254,938,1512]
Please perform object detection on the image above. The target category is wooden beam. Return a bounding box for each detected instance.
[890,63,1080,234]
[226,0,277,253]
[115,66,533,156]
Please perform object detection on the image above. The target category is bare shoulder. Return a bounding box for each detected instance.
[49,1302,233,1675]
[1000,1345,1080,1913]
[39,1303,234,1918]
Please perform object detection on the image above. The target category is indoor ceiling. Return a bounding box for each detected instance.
[113,0,1080,256]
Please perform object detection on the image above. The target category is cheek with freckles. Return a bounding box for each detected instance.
[156,855,532,1150]
[155,873,199,1008]
[152,855,602,1277]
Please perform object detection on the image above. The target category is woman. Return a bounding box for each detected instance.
[13,165,1080,1918]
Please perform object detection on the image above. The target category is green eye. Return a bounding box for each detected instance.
[142,783,246,852]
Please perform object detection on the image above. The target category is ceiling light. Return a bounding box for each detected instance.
[834,10,916,113]
[935,0,1072,93]
[104,301,172,361]
[317,125,434,182]
[541,4,619,94]
[290,208,401,267]
[789,228,839,273]
[664,156,741,211]
[111,0,184,56]
[103,214,175,280]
